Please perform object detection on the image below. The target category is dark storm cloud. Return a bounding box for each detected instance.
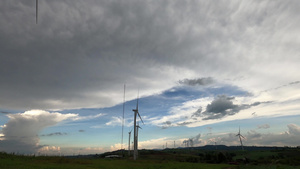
[0,112,11,114]
[0,0,299,111]
[41,132,67,137]
[177,121,193,126]
[200,95,266,120]
[161,121,172,129]
[179,77,214,86]
[192,107,202,117]
[2,0,222,110]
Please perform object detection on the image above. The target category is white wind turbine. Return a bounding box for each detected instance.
[132,93,144,160]
[128,129,132,156]
[136,122,142,156]
[236,126,245,150]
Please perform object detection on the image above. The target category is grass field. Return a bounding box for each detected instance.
[1,148,300,169]
[0,154,232,169]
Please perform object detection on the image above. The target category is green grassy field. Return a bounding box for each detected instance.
[1,148,300,169]
[0,154,232,169]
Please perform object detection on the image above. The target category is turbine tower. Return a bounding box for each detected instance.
[128,129,132,156]
[136,122,142,157]
[132,93,144,160]
[236,126,245,150]
[121,84,126,155]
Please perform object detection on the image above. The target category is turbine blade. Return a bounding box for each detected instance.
[136,89,140,111]
[241,135,245,139]
[137,112,144,124]
[136,97,138,111]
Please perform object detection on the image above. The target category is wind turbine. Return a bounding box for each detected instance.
[236,126,245,150]
[136,122,142,157]
[132,93,144,160]
[128,129,132,156]
[121,84,126,155]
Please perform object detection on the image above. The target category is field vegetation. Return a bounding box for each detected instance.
[1,147,300,169]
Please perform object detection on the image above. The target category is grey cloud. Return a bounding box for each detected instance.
[202,95,267,120]
[193,134,202,145]
[78,130,85,132]
[289,81,300,85]
[257,124,270,129]
[182,134,202,147]
[41,132,67,137]
[191,107,202,117]
[161,121,172,129]
[262,81,300,93]
[177,121,193,126]
[0,112,11,114]
[202,95,239,120]
[0,140,43,154]
[179,77,214,86]
[0,1,299,111]
[165,121,172,125]
[247,130,262,139]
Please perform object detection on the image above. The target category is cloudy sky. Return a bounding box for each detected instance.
[0,0,300,155]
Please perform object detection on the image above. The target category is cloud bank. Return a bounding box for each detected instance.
[0,110,76,154]
[0,0,299,111]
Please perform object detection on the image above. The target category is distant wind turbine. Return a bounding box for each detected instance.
[236,126,245,150]
[121,85,126,154]
[132,92,144,160]
[128,128,132,156]
[136,122,142,157]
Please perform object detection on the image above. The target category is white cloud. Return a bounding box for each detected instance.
[105,116,133,127]
[148,97,213,128]
[139,137,188,149]
[287,124,300,135]
[0,110,78,154]
[72,113,105,121]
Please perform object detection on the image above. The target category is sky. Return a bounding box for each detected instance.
[0,0,300,155]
